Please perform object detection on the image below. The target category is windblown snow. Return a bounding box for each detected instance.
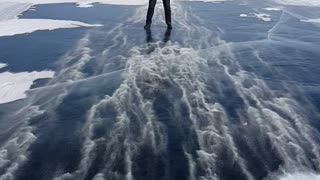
[0,0,229,104]
[0,0,320,179]
[0,1,101,103]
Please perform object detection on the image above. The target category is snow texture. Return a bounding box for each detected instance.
[0,0,228,7]
[279,173,320,180]
[273,0,320,6]
[0,63,7,69]
[254,13,272,22]
[0,19,102,37]
[0,69,54,104]
[263,7,282,11]
[301,18,320,23]
[239,13,272,22]
[0,2,31,21]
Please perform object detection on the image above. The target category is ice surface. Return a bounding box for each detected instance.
[0,0,231,10]
[0,0,228,7]
[0,0,228,37]
[0,0,320,179]
[0,0,147,6]
[0,69,54,104]
[0,19,102,37]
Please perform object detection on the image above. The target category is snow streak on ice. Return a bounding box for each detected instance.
[0,63,7,69]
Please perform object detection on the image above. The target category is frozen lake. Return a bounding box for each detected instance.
[1,0,320,180]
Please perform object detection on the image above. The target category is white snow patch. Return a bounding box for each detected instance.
[279,172,320,180]
[0,1,102,37]
[0,70,54,104]
[0,19,102,37]
[254,13,272,22]
[240,13,272,22]
[273,0,320,6]
[0,2,31,21]
[0,63,7,69]
[263,7,282,11]
[301,18,320,23]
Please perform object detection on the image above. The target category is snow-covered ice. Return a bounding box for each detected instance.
[273,0,320,6]
[263,7,282,11]
[0,0,320,179]
[0,0,229,37]
[0,0,228,7]
[0,1,103,37]
[0,2,31,21]
[0,19,102,37]
[0,63,7,69]
[0,69,54,104]
[239,13,272,22]
[0,0,148,9]
[279,172,320,180]
[254,13,272,22]
[301,18,320,24]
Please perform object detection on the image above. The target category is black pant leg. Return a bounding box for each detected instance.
[146,0,157,25]
[163,0,171,25]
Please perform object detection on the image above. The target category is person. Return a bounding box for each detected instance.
[144,0,172,29]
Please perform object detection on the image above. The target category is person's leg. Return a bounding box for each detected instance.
[163,0,172,28]
[146,0,157,27]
